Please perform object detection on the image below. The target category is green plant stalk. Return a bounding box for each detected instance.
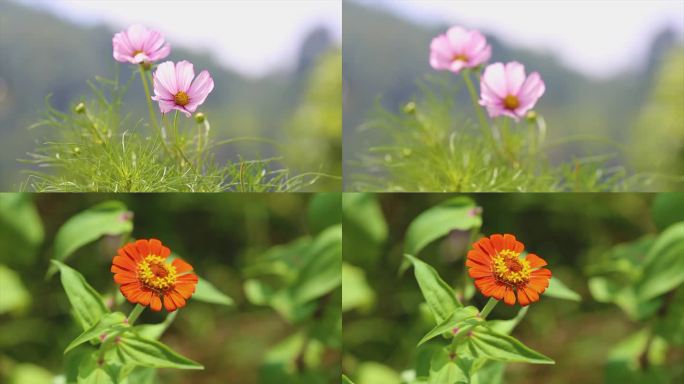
[462,70,499,155]
[139,65,171,155]
[127,304,145,325]
[479,297,498,319]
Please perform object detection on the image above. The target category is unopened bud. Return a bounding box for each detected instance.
[526,111,537,122]
[75,102,86,114]
[194,112,206,124]
[403,101,416,115]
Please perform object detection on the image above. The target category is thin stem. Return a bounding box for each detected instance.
[127,304,145,325]
[479,297,499,320]
[139,65,171,155]
[462,70,498,152]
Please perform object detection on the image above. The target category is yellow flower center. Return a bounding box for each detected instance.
[453,53,469,62]
[174,91,189,106]
[137,255,177,291]
[492,249,531,285]
[503,95,520,110]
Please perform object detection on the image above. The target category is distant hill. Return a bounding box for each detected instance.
[0,0,337,189]
[342,1,682,182]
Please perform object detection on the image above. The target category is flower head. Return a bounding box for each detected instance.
[112,24,171,65]
[111,239,198,312]
[466,234,551,306]
[479,61,545,121]
[151,61,214,117]
[430,26,491,73]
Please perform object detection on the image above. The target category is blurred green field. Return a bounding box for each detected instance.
[0,193,341,384]
[342,193,684,383]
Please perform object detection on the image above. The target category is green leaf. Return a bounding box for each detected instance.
[117,335,203,370]
[289,224,342,304]
[404,197,481,257]
[134,311,178,340]
[355,362,401,384]
[653,286,684,346]
[0,194,43,268]
[342,374,355,384]
[342,262,376,312]
[487,306,529,335]
[342,193,388,267]
[471,361,505,384]
[544,276,581,302]
[8,363,53,384]
[651,193,684,231]
[307,192,341,234]
[77,354,115,384]
[49,201,133,276]
[0,264,31,314]
[468,327,554,364]
[428,348,470,384]
[51,260,108,330]
[638,222,684,300]
[192,277,234,306]
[405,254,462,324]
[65,312,127,354]
[418,306,480,346]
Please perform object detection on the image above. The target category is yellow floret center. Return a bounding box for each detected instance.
[138,255,177,291]
[453,53,469,62]
[174,91,189,106]
[492,249,531,285]
[503,95,520,110]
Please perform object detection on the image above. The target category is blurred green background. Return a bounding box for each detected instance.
[0,193,341,383]
[342,1,684,189]
[342,193,684,383]
[0,0,342,191]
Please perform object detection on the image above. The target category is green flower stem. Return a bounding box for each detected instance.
[479,297,499,320]
[127,304,145,325]
[462,70,499,154]
[139,65,171,155]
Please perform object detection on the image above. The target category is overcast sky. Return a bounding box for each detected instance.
[19,0,341,78]
[366,0,684,78]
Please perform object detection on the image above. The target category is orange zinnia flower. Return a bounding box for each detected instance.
[465,234,551,306]
[111,239,198,312]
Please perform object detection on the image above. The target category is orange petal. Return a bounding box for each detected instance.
[160,246,171,258]
[526,254,547,268]
[177,273,198,283]
[523,286,540,303]
[150,295,162,311]
[531,268,552,277]
[172,258,193,274]
[475,276,497,291]
[174,283,196,299]
[475,238,495,257]
[490,234,504,251]
[138,291,153,306]
[111,265,133,274]
[114,273,138,284]
[163,295,177,312]
[135,240,151,257]
[169,290,186,309]
[503,287,516,305]
[490,283,506,300]
[469,268,492,279]
[149,239,162,256]
[513,240,524,253]
[112,255,136,270]
[503,234,517,251]
[517,289,530,306]
[122,243,142,262]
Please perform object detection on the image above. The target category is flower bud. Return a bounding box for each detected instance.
[526,111,538,122]
[74,102,86,114]
[403,101,416,115]
[194,112,206,124]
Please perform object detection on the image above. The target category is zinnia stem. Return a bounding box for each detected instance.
[138,65,171,156]
[479,297,499,320]
[127,304,145,325]
[462,70,498,152]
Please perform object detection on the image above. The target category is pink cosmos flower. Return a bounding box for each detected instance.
[151,61,214,117]
[112,24,171,64]
[479,62,545,121]
[430,26,491,73]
